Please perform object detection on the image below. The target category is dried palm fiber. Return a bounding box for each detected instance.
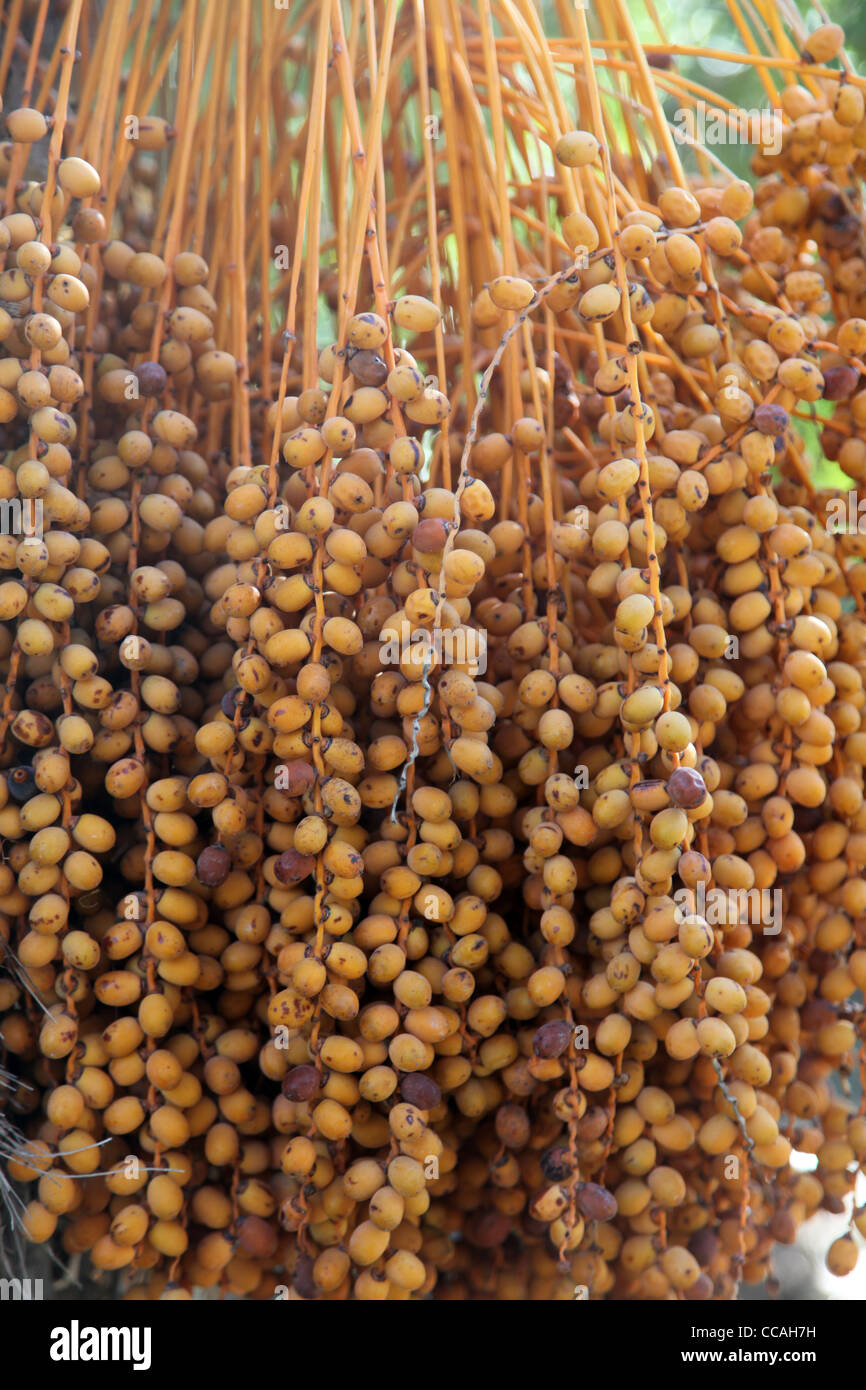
[0,0,865,1302]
